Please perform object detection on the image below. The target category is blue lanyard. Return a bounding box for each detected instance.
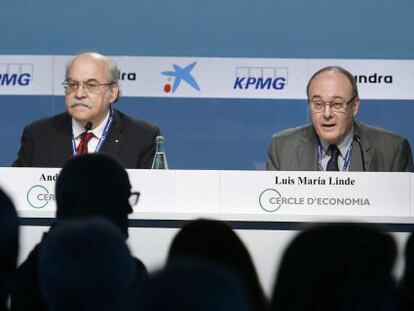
[317,138,353,172]
[72,109,114,156]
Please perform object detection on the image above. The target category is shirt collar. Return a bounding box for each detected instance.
[72,111,110,139]
[320,125,355,157]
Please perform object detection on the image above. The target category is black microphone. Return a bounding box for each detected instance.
[84,121,93,131]
[353,134,366,171]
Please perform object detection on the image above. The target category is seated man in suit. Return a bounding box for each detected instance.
[13,52,160,168]
[266,66,413,172]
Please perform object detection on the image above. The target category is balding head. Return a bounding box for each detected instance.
[65,52,120,86]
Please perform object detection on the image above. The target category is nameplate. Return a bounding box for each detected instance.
[0,168,411,222]
[219,171,412,218]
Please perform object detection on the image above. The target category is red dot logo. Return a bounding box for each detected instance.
[164,84,171,93]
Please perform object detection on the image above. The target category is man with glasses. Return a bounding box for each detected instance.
[13,52,160,168]
[266,66,413,171]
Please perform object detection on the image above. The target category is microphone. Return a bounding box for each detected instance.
[353,134,366,171]
[84,121,93,131]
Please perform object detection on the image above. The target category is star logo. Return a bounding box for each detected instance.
[161,62,201,93]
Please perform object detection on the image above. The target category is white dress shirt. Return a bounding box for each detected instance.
[72,111,110,153]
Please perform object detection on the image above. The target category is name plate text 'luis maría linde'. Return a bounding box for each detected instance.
[219,171,412,218]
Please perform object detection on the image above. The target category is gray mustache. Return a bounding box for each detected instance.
[71,99,92,108]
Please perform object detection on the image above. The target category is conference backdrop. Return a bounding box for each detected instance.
[1,0,414,169]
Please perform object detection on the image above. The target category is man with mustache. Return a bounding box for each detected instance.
[266,66,413,172]
[13,52,160,168]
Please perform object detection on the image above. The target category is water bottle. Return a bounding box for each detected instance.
[151,136,168,169]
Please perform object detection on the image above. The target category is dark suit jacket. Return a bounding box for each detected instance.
[12,109,160,169]
[266,121,414,172]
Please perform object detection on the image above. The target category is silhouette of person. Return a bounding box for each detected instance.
[398,232,414,311]
[0,189,19,311]
[271,223,398,311]
[167,218,268,311]
[11,153,146,311]
[129,258,253,311]
[38,218,136,311]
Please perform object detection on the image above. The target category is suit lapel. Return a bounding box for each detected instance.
[100,109,124,157]
[51,113,73,164]
[297,126,319,170]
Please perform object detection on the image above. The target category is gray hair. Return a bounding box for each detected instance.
[306,66,359,99]
[105,56,121,103]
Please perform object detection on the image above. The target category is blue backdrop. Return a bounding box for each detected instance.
[1,0,414,168]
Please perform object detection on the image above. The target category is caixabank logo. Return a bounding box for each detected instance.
[0,63,33,86]
[161,62,201,94]
[233,66,287,91]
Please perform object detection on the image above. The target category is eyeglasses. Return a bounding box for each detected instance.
[129,191,140,207]
[62,79,115,94]
[309,96,356,113]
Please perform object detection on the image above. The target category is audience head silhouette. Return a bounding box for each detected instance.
[130,258,252,311]
[271,223,398,311]
[0,189,19,309]
[55,153,133,237]
[38,218,136,311]
[168,218,268,311]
